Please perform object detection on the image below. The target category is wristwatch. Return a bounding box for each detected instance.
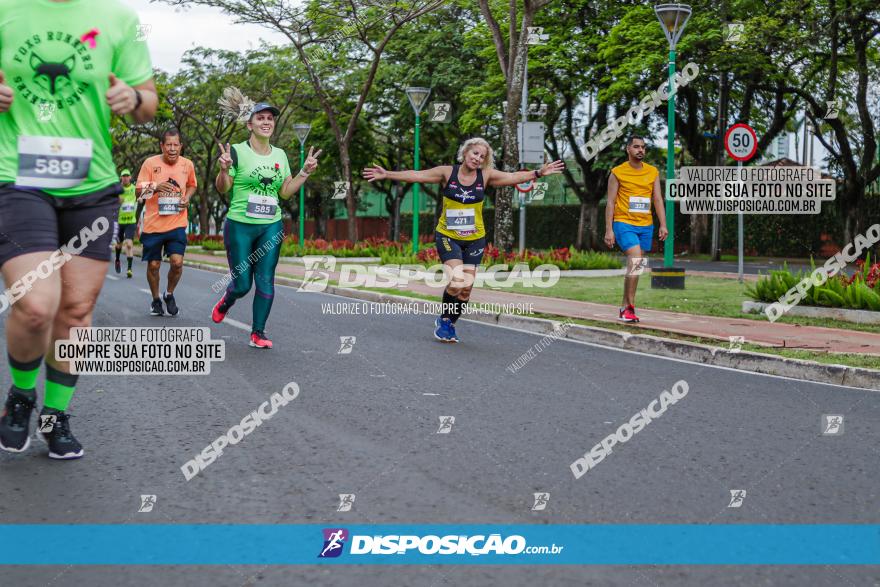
[133,89,143,111]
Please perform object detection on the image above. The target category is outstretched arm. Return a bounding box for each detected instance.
[486,160,565,187]
[363,165,450,185]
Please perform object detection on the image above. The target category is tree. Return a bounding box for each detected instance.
[766,0,880,243]
[477,0,554,251]
[162,0,444,241]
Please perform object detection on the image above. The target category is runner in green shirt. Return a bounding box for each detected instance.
[211,99,321,349]
[0,0,158,460]
[114,168,137,278]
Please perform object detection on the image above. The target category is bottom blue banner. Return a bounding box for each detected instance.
[1,525,877,565]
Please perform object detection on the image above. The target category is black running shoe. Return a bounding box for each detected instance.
[40,409,84,460]
[150,299,164,316]
[114,257,121,274]
[0,388,35,453]
[163,292,178,316]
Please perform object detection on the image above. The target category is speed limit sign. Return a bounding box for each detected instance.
[515,179,534,193]
[724,123,758,162]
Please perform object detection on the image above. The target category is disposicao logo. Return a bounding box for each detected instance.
[318,528,348,558]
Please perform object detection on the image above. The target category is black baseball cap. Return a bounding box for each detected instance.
[250,103,280,118]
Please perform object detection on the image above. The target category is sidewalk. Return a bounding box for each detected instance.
[183,251,879,356]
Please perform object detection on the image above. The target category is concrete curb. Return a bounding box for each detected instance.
[743,300,880,325]
[184,259,879,391]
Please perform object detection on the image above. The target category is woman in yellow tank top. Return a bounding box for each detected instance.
[364,138,563,342]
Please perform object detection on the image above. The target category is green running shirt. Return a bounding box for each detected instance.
[0,0,154,196]
[227,141,292,225]
[118,183,136,223]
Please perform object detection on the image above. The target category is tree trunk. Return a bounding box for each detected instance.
[495,35,529,251]
[198,196,209,237]
[587,201,599,250]
[576,201,587,250]
[842,185,860,247]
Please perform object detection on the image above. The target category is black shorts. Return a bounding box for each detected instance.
[0,183,120,268]
[435,232,486,265]
[117,223,137,242]
[141,227,187,261]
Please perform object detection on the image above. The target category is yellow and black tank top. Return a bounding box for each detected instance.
[435,165,486,241]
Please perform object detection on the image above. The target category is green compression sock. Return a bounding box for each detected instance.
[8,353,42,391]
[44,365,78,411]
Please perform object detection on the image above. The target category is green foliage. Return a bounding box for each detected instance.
[199,239,226,251]
[746,263,880,312]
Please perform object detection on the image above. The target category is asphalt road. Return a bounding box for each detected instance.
[1,263,877,586]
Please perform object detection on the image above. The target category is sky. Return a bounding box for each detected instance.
[127,0,289,73]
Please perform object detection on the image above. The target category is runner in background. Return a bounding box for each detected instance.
[115,168,137,278]
[136,129,197,317]
[363,138,564,342]
[604,136,668,323]
[0,0,157,459]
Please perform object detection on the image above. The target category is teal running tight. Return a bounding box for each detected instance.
[222,219,284,332]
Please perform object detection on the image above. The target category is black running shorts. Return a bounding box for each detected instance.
[0,183,121,267]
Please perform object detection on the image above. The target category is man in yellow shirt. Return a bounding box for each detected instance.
[604,136,668,323]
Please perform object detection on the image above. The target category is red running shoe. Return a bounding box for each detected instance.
[250,331,273,349]
[212,295,229,323]
[619,305,640,323]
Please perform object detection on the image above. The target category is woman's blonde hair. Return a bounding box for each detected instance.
[456,137,495,170]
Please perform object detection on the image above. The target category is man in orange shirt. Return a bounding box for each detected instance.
[604,136,668,323]
[136,129,197,316]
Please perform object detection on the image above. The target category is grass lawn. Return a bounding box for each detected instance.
[507,275,880,334]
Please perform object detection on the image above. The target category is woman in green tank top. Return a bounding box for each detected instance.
[212,97,321,349]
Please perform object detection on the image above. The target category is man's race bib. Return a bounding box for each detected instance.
[121,203,136,214]
[628,196,651,214]
[16,136,92,189]
[158,195,181,215]
[246,194,278,219]
[446,208,476,233]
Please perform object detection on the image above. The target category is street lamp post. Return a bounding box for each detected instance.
[406,87,431,253]
[654,3,691,269]
[292,123,312,244]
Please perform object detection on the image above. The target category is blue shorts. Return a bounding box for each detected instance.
[612,221,653,253]
[141,227,187,261]
[117,223,136,242]
[435,233,485,265]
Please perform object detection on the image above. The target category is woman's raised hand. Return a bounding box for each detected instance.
[217,143,233,171]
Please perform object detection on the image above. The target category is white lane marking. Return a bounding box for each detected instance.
[423,393,440,396]
[223,317,251,332]
[106,275,119,281]
[139,288,152,295]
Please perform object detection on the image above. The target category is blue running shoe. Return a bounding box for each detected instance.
[434,317,454,342]
[447,321,459,343]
